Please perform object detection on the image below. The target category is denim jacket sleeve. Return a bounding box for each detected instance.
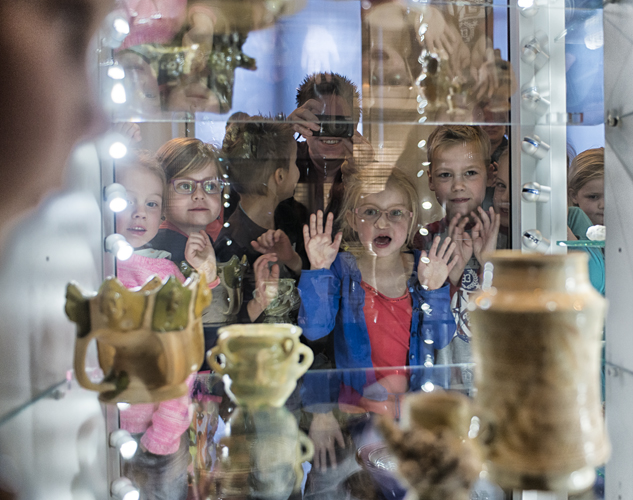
[297,267,342,341]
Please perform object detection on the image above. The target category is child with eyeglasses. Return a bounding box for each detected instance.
[114,151,219,500]
[115,150,219,288]
[148,137,225,264]
[147,136,279,334]
[297,168,456,471]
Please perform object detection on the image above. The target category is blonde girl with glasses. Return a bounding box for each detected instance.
[297,168,457,471]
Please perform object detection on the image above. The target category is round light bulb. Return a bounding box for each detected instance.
[117,244,134,261]
[105,183,128,212]
[111,477,139,500]
[108,141,127,159]
[109,141,128,159]
[109,429,138,459]
[107,64,126,80]
[111,83,127,104]
[422,201,433,210]
[113,18,130,36]
[105,234,134,261]
[109,198,127,212]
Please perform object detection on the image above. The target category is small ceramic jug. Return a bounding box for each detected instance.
[470,250,609,492]
[214,406,314,500]
[67,273,210,403]
[207,323,313,407]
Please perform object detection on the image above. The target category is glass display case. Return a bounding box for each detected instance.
[0,0,616,498]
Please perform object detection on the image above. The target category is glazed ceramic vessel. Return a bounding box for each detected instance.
[67,274,210,403]
[214,406,314,500]
[470,250,609,492]
[207,323,313,407]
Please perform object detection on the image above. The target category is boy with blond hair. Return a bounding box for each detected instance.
[414,125,500,365]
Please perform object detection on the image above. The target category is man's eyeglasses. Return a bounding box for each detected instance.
[171,178,227,195]
[354,206,413,223]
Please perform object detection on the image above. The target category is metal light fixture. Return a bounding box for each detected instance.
[109,429,138,459]
[521,32,550,71]
[104,183,128,212]
[102,12,130,49]
[105,234,134,261]
[522,135,551,160]
[521,182,552,202]
[521,86,550,115]
[111,477,139,500]
[523,229,551,253]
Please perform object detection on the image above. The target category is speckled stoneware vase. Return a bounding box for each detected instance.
[469,250,609,493]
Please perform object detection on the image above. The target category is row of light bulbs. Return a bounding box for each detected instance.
[519,7,552,253]
[109,429,140,500]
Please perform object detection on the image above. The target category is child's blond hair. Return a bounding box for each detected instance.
[426,125,491,173]
[568,147,604,206]
[115,150,167,209]
[337,168,421,250]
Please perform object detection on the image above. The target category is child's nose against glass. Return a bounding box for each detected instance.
[374,211,390,227]
[452,174,466,190]
[192,183,207,199]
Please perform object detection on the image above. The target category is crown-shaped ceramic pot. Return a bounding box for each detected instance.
[66,273,211,404]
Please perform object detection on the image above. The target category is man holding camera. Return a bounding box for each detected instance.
[286,72,374,216]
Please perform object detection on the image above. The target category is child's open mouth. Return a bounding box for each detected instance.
[373,236,392,248]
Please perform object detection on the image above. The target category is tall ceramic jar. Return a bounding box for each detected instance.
[469,251,609,493]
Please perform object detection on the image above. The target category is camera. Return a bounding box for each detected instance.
[313,115,354,138]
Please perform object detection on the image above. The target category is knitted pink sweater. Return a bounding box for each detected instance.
[117,252,186,288]
[117,252,191,455]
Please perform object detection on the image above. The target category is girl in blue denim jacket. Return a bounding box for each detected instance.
[298,168,457,470]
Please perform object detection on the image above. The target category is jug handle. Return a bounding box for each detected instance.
[295,344,314,376]
[298,430,315,463]
[74,329,116,393]
[207,345,226,375]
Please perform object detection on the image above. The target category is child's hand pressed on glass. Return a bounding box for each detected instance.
[253,253,280,310]
[447,214,472,285]
[470,206,501,264]
[185,230,217,282]
[251,229,302,273]
[418,235,458,290]
[247,253,280,321]
[309,411,345,472]
[304,211,343,270]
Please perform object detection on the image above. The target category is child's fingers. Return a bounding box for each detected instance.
[438,236,453,259]
[429,235,441,257]
[303,223,311,244]
[251,240,264,253]
[332,231,343,250]
[477,207,491,231]
[445,241,457,262]
[271,263,280,280]
[447,253,459,274]
[448,213,461,234]
[316,210,324,235]
[324,212,334,236]
[310,213,317,237]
